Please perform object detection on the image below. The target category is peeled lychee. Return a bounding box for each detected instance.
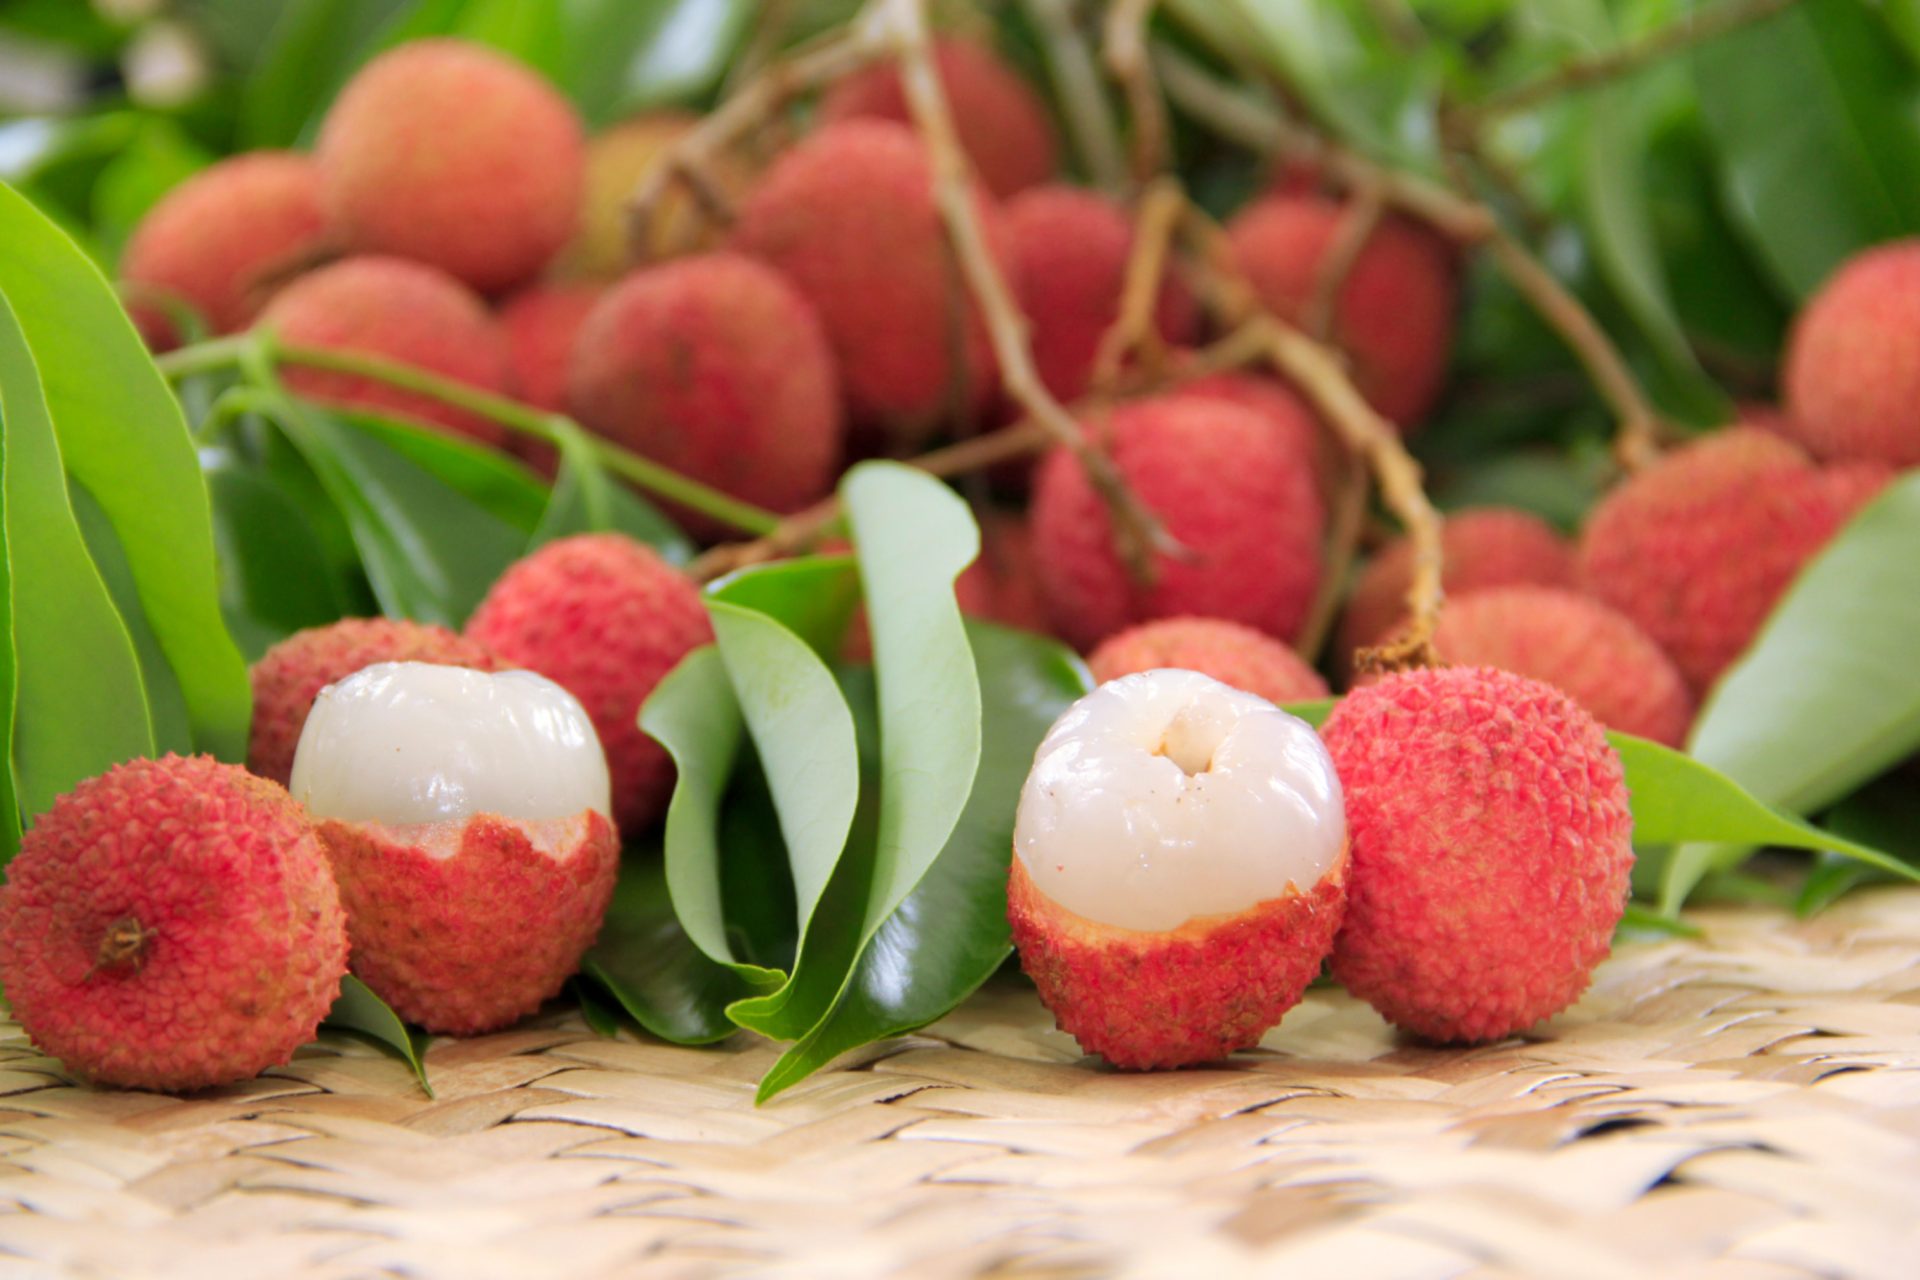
[1030,394,1325,649]
[0,755,348,1091]
[1322,667,1633,1043]
[248,617,501,787]
[291,663,618,1035]
[465,534,712,833]
[557,112,747,279]
[1008,669,1348,1069]
[1783,238,1920,467]
[1578,428,1889,693]
[568,253,843,527]
[1428,587,1693,747]
[1339,506,1576,660]
[820,36,1057,199]
[1003,185,1197,403]
[499,282,603,413]
[317,38,584,292]
[257,255,514,445]
[120,151,328,347]
[1088,617,1329,704]
[1228,193,1457,427]
[731,120,1011,446]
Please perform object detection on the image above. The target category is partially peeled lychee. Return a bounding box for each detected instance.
[1008,669,1347,1069]
[290,662,620,1035]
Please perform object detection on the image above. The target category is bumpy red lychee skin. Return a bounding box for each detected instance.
[731,120,1012,446]
[1323,668,1633,1043]
[1578,428,1889,694]
[1031,395,1325,649]
[317,38,584,293]
[1340,507,1576,660]
[1176,372,1332,497]
[258,256,514,446]
[1783,239,1920,467]
[569,254,843,530]
[820,36,1057,199]
[0,756,348,1091]
[121,151,328,348]
[315,811,619,1035]
[1004,186,1198,402]
[499,282,603,413]
[1008,855,1347,1070]
[465,534,712,834]
[1228,194,1457,427]
[249,618,502,787]
[1088,616,1329,704]
[1428,587,1693,747]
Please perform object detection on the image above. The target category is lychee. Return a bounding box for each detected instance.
[961,510,1047,633]
[556,112,748,279]
[1088,617,1329,704]
[464,533,712,833]
[820,36,1057,199]
[568,253,843,527]
[1428,587,1693,747]
[1176,371,1332,496]
[1578,428,1889,693]
[291,663,618,1035]
[1322,667,1633,1043]
[120,151,328,347]
[1782,238,1920,467]
[499,282,603,413]
[1228,193,1457,427]
[1008,669,1347,1069]
[258,255,514,446]
[0,755,348,1091]
[1030,394,1325,649]
[731,120,1011,446]
[317,38,584,292]
[1002,185,1198,403]
[1339,506,1576,659]
[248,617,502,787]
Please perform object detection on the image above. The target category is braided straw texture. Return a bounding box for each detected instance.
[1,887,1917,1279]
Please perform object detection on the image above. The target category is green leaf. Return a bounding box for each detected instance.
[324,975,434,1096]
[241,0,414,147]
[1797,776,1920,915]
[758,623,1089,1100]
[203,450,358,659]
[1692,0,1920,300]
[69,486,193,758]
[340,411,550,533]
[704,555,860,660]
[533,421,693,563]
[0,292,152,848]
[446,0,568,80]
[0,183,251,761]
[559,0,752,123]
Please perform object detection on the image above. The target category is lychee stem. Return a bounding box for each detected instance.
[91,917,156,975]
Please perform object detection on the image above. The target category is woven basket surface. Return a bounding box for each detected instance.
[1,886,1917,1279]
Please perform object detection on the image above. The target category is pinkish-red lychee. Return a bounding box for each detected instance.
[1088,616,1329,704]
[1782,238,1920,467]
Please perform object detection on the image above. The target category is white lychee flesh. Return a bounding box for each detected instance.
[1014,668,1344,933]
[289,661,611,825]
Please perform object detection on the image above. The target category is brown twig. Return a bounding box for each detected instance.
[1021,0,1127,193]
[1103,0,1170,187]
[1303,180,1384,341]
[1090,174,1186,392]
[1295,450,1371,664]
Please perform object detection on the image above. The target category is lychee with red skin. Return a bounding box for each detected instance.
[1427,587,1694,747]
[499,282,603,413]
[820,36,1058,199]
[1030,394,1325,650]
[731,120,1013,447]
[1003,185,1198,403]
[1009,669,1348,1069]
[1322,666,1634,1043]
[257,255,514,446]
[1228,193,1458,428]
[568,253,843,531]
[1783,238,1920,467]
[1089,617,1329,705]
[557,111,750,278]
[1339,506,1576,660]
[465,533,712,834]
[0,755,348,1091]
[291,663,618,1035]
[248,616,502,787]
[317,38,584,293]
[121,151,329,348]
[1176,371,1332,497]
[1578,428,1890,694]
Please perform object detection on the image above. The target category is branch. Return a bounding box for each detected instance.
[1303,180,1384,340]
[1104,0,1171,187]
[1022,0,1128,193]
[1090,174,1185,391]
[1295,451,1371,664]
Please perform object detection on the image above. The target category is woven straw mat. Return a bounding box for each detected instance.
[0,886,1917,1279]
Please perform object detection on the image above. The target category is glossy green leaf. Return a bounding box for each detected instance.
[0,182,251,761]
[339,411,549,533]
[324,975,434,1096]
[69,486,192,758]
[203,450,357,659]
[705,555,860,661]
[758,624,1089,1100]
[1692,0,1920,299]
[0,291,152,845]
[1797,777,1920,916]
[559,0,751,123]
[0,434,15,856]
[533,421,692,563]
